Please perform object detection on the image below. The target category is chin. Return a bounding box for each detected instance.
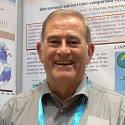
[55,74,75,81]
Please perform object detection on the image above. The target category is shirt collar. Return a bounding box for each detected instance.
[75,74,89,98]
[42,79,51,96]
[41,74,89,99]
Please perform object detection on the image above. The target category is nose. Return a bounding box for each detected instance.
[56,40,71,57]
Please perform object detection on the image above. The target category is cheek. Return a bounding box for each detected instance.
[80,46,88,60]
[42,47,55,63]
[76,52,88,69]
[74,46,88,58]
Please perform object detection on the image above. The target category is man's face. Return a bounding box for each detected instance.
[38,16,94,84]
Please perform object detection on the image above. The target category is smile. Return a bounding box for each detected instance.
[55,61,73,65]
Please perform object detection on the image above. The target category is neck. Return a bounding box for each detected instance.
[48,80,81,105]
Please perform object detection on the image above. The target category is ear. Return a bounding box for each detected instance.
[37,41,43,63]
[87,43,94,65]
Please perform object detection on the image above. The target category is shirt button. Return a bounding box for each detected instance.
[60,109,63,113]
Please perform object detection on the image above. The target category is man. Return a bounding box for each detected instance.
[0,9,125,125]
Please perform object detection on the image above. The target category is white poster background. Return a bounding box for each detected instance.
[23,0,125,96]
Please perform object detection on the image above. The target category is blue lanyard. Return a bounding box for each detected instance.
[39,80,91,125]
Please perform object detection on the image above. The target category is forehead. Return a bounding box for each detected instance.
[46,15,84,27]
[44,16,85,37]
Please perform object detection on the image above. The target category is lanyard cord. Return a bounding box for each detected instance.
[72,79,91,125]
[39,88,45,125]
[39,80,91,125]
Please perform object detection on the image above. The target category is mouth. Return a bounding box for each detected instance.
[55,61,74,66]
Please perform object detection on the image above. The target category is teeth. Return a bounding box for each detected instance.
[56,61,72,65]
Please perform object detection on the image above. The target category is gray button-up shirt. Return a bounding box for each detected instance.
[0,75,125,125]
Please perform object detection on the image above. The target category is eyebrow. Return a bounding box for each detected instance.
[47,35,59,41]
[66,35,81,42]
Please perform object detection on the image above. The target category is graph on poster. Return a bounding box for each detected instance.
[0,42,12,89]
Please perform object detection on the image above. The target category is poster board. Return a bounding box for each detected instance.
[22,0,125,96]
[0,0,16,109]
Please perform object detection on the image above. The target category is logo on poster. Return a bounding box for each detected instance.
[117,53,125,68]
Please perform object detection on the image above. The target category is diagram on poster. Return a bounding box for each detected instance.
[0,42,12,88]
[0,38,15,110]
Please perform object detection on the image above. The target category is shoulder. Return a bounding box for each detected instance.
[91,82,125,98]
[1,84,44,115]
[91,81,125,106]
[90,82,125,124]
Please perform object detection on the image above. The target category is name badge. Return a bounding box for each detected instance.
[87,116,109,125]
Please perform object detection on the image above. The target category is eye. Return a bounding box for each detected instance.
[50,41,58,44]
[48,40,60,47]
[69,40,79,46]
[71,41,78,44]
[67,35,80,46]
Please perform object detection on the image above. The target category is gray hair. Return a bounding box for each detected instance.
[40,9,92,45]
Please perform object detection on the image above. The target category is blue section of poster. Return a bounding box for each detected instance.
[7,0,15,4]
[0,42,12,85]
[115,52,125,96]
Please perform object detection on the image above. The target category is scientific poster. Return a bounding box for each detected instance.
[0,0,16,109]
[23,0,125,97]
